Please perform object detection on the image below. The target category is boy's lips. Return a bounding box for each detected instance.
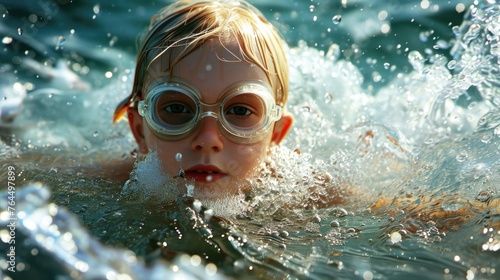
[184,165,227,183]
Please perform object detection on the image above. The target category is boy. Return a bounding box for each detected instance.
[113,0,294,199]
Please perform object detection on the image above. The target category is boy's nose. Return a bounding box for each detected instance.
[191,117,224,152]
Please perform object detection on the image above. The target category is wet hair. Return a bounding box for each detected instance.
[113,0,288,122]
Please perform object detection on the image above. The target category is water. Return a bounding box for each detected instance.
[1,0,500,279]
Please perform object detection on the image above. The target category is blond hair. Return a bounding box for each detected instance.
[113,0,288,122]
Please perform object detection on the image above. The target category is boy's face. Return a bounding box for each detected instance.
[128,42,292,199]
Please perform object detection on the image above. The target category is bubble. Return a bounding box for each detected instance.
[330,207,348,217]
[363,271,374,280]
[309,5,315,12]
[332,15,342,25]
[330,220,340,227]
[17,28,22,35]
[390,231,402,244]
[92,131,99,138]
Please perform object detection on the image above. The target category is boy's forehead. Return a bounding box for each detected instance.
[143,42,273,99]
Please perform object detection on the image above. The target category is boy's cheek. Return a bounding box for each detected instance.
[235,142,268,163]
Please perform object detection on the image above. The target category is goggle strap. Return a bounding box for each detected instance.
[272,105,283,121]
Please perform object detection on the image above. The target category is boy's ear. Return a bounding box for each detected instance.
[127,107,149,154]
[271,113,293,145]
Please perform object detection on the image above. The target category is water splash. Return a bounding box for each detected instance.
[0,184,228,280]
[121,150,181,204]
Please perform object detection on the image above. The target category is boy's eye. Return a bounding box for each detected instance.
[164,102,191,114]
[227,105,252,116]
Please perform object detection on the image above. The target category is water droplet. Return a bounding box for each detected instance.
[105,71,113,78]
[332,15,342,25]
[177,168,185,179]
[93,4,100,14]
[55,36,65,50]
[206,175,213,182]
[204,209,214,220]
[476,191,491,202]
[17,28,22,35]
[324,92,333,104]
[456,151,468,162]
[494,126,500,135]
[447,60,457,70]
[2,36,12,44]
[481,134,492,143]
[300,106,311,114]
[92,131,99,137]
[109,36,118,47]
[193,199,202,212]
[467,101,477,110]
[186,184,194,197]
[408,51,425,71]
[326,44,340,60]
[175,153,182,162]
[312,214,321,223]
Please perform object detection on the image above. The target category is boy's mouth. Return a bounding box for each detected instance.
[184,165,226,183]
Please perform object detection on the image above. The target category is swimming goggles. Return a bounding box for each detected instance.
[137,79,282,144]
